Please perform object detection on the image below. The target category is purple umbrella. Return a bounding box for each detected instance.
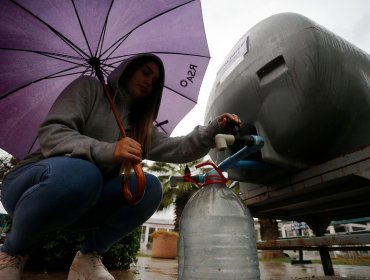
[0,0,210,160]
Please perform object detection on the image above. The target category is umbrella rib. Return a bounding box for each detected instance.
[0,65,85,101]
[101,50,210,74]
[71,0,93,57]
[106,51,210,63]
[38,52,86,65]
[96,18,108,59]
[100,0,195,59]
[0,47,88,67]
[103,50,206,104]
[101,67,111,77]
[99,55,131,69]
[163,85,197,104]
[48,70,87,79]
[28,136,38,155]
[154,120,168,134]
[100,33,131,66]
[153,51,210,59]
[9,0,90,60]
[101,52,202,103]
[95,0,114,58]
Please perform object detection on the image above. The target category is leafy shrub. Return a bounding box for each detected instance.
[24,227,141,271]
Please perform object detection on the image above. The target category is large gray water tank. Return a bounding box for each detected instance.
[205,13,370,184]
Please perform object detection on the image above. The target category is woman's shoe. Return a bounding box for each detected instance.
[67,251,115,280]
[0,251,28,280]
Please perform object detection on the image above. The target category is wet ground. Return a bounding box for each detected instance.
[22,256,370,279]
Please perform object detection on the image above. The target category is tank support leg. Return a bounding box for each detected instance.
[319,246,335,276]
[306,218,334,276]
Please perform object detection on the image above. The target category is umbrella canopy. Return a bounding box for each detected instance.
[0,0,210,159]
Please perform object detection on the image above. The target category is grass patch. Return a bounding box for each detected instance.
[137,252,151,258]
[259,257,291,263]
[331,257,370,266]
[259,257,370,266]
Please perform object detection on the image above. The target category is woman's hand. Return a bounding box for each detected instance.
[114,137,142,163]
[217,113,242,128]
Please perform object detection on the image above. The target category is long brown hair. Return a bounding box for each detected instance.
[119,55,165,173]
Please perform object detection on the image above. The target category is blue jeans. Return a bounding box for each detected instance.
[0,156,162,255]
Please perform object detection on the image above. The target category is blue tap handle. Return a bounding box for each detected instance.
[217,135,268,172]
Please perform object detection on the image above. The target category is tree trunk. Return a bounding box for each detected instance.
[259,218,285,259]
[174,191,194,232]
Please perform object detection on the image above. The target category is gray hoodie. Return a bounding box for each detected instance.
[18,54,223,177]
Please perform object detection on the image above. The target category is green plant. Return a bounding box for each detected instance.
[103,227,141,269]
[26,230,85,271]
[0,213,11,236]
[0,153,17,179]
[25,227,141,271]
[144,158,210,232]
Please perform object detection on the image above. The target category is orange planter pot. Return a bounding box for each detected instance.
[151,231,179,259]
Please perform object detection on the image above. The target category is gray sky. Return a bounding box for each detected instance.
[172,0,370,136]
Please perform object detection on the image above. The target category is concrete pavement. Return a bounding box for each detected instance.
[22,256,370,279]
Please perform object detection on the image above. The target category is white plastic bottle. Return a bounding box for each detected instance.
[178,174,260,279]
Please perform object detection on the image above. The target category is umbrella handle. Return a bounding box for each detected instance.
[97,78,147,205]
[121,162,146,205]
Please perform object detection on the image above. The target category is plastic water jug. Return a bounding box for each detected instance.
[178,171,260,279]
